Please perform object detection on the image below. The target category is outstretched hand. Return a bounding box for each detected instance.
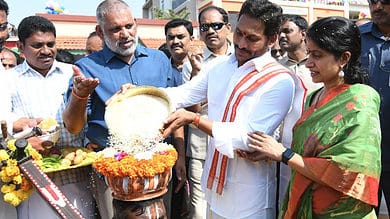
[72,65,100,98]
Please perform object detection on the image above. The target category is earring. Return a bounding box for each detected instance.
[338,70,344,77]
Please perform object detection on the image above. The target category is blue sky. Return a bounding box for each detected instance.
[7,0,144,26]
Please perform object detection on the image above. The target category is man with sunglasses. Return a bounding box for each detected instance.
[0,0,9,70]
[360,0,390,216]
[180,5,234,219]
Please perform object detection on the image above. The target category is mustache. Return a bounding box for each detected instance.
[206,33,218,38]
[38,55,54,59]
[234,44,251,54]
[372,9,387,16]
[119,37,136,43]
[170,43,182,49]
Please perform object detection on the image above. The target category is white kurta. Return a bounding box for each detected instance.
[165,53,296,218]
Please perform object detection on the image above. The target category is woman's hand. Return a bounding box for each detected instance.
[247,131,286,162]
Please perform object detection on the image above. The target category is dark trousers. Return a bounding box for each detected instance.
[376,171,390,215]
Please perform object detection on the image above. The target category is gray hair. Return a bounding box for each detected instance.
[96,0,131,26]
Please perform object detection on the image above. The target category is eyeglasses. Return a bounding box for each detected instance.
[367,0,390,5]
[271,49,285,57]
[0,22,8,32]
[200,22,226,32]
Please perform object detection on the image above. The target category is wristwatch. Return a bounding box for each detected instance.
[281,148,295,165]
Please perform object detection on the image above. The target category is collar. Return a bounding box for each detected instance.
[203,40,234,60]
[281,55,308,66]
[230,51,276,71]
[359,21,388,40]
[15,60,63,77]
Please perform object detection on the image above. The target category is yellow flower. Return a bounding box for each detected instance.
[0,150,9,161]
[26,146,42,160]
[5,165,20,178]
[1,184,16,193]
[13,175,22,184]
[7,139,16,151]
[0,170,13,183]
[0,139,43,206]
[4,192,22,206]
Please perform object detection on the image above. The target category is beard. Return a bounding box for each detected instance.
[104,33,138,57]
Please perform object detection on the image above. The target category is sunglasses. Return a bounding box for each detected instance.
[200,22,226,32]
[0,22,8,32]
[367,0,390,4]
[271,49,285,56]
[2,63,16,68]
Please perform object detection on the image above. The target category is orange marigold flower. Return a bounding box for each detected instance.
[93,149,178,178]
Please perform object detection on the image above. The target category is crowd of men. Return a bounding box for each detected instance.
[0,0,389,218]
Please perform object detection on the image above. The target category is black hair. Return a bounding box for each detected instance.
[198,6,229,24]
[238,0,283,37]
[56,49,75,64]
[87,31,98,39]
[281,14,308,31]
[17,16,56,44]
[0,0,8,15]
[158,42,171,59]
[112,197,166,219]
[306,16,369,84]
[164,18,193,36]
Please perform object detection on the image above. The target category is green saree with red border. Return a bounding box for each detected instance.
[279,84,381,219]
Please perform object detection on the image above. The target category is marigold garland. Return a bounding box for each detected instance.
[0,139,42,206]
[93,148,178,178]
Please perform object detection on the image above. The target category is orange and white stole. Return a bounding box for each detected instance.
[206,62,289,195]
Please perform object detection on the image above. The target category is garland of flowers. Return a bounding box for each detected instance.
[0,139,42,206]
[93,148,177,178]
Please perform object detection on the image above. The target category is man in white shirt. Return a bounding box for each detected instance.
[159,0,306,218]
[182,5,234,219]
[9,16,96,219]
[278,14,322,94]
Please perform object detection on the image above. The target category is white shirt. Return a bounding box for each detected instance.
[279,56,322,94]
[9,60,84,147]
[182,42,235,83]
[182,43,235,160]
[165,53,296,218]
[0,69,13,134]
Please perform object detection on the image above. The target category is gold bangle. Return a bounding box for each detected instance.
[72,87,89,100]
[192,113,200,128]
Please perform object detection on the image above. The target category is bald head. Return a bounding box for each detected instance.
[1,48,17,69]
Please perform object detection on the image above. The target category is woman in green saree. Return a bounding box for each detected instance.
[245,17,381,218]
